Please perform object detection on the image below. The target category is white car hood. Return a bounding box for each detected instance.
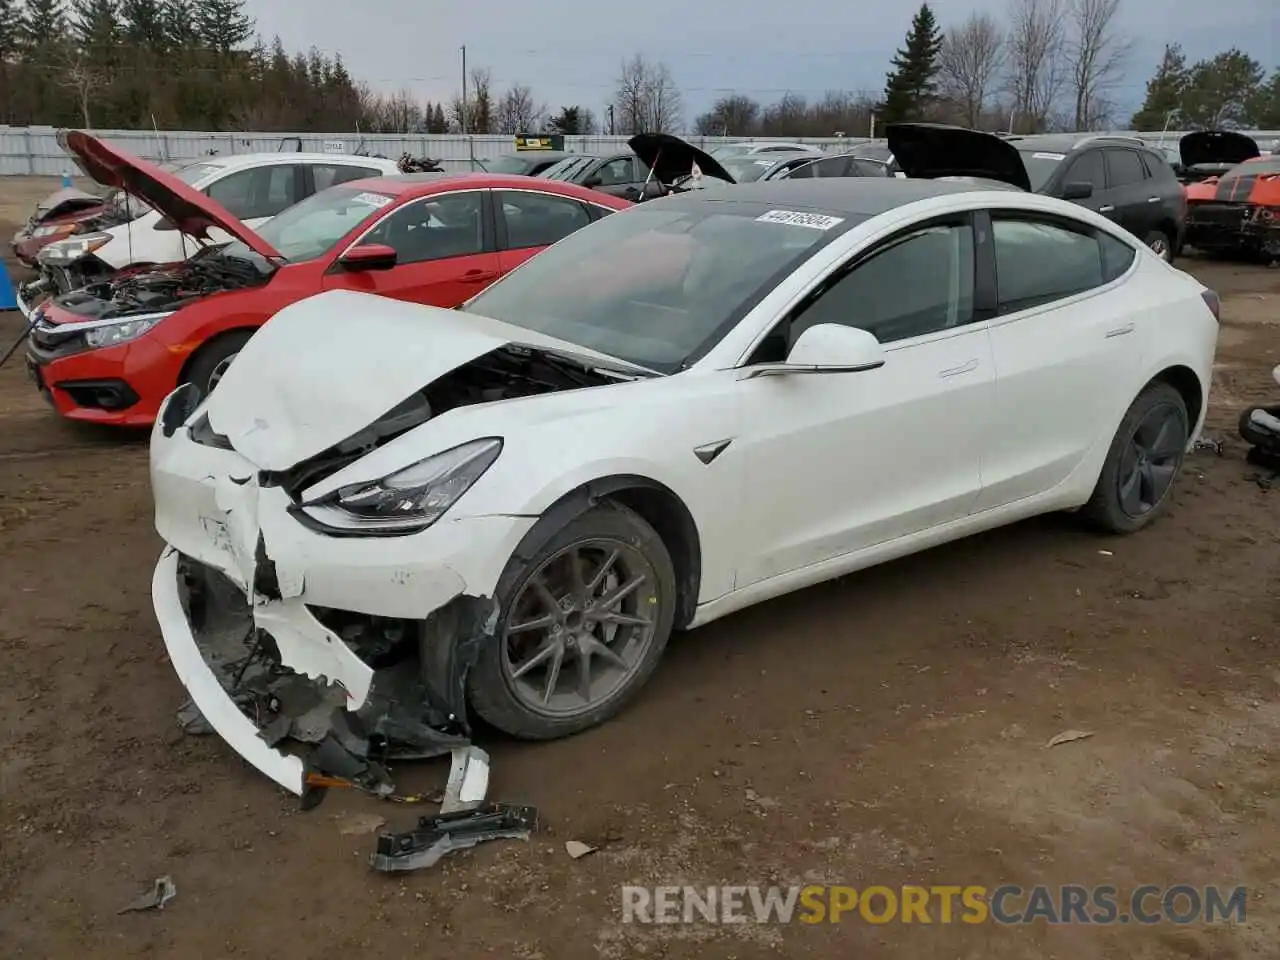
[204,289,649,471]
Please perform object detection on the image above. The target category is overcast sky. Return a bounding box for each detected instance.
[241,0,1276,124]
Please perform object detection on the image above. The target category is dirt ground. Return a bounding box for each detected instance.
[1,174,1279,959]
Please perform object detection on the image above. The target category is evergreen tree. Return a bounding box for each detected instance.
[195,0,251,53]
[160,0,196,50]
[69,0,120,51]
[19,0,68,52]
[1130,44,1188,130]
[0,0,22,58]
[119,0,165,51]
[880,3,944,124]
[1179,49,1264,129]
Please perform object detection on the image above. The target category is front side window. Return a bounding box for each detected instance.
[1061,151,1106,191]
[363,190,486,264]
[787,220,975,346]
[465,202,853,372]
[498,190,592,249]
[312,164,382,192]
[992,215,1106,313]
[206,164,301,220]
[542,156,594,181]
[1017,150,1067,192]
[595,157,634,186]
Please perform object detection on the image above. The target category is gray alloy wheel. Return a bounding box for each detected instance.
[468,502,678,739]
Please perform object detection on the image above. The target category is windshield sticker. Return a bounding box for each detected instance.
[756,209,845,230]
[352,192,392,208]
[1032,152,1066,161]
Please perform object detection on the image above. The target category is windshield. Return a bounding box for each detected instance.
[464,202,854,372]
[485,154,537,175]
[219,185,391,262]
[541,156,595,181]
[1015,149,1065,191]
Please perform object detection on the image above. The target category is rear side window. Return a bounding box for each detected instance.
[1100,232,1137,281]
[991,215,1104,313]
[207,164,301,220]
[1105,149,1147,187]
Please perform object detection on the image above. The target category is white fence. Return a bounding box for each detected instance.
[3,125,1279,176]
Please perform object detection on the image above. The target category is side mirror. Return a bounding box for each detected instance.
[338,243,397,272]
[582,174,603,188]
[155,216,178,231]
[1062,181,1093,200]
[740,323,885,379]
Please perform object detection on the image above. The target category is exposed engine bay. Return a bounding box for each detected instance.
[50,252,271,321]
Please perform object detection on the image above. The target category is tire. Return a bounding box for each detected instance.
[1144,229,1175,263]
[468,501,677,740]
[182,330,254,399]
[1080,382,1189,534]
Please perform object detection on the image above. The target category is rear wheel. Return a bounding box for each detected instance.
[468,502,677,740]
[1081,382,1189,533]
[1144,230,1175,263]
[182,331,254,399]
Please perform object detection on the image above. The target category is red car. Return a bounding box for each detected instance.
[24,132,632,427]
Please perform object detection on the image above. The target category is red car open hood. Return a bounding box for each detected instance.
[62,131,283,259]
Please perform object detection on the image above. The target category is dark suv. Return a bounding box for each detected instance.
[1007,134,1186,261]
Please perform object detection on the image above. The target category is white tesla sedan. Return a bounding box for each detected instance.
[149,172,1218,797]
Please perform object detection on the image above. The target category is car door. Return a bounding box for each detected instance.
[735,215,996,587]
[971,210,1145,512]
[493,189,597,273]
[306,162,387,194]
[1102,148,1155,240]
[323,188,501,307]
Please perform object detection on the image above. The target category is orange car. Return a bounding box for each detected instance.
[1182,132,1279,259]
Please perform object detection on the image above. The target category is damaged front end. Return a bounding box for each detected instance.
[1186,202,1280,259]
[168,548,495,801]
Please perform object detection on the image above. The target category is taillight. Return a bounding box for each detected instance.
[1201,288,1221,322]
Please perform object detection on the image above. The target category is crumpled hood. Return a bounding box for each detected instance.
[62,130,282,259]
[203,290,651,471]
[31,186,103,224]
[1180,130,1260,168]
[627,133,734,184]
[887,122,1031,191]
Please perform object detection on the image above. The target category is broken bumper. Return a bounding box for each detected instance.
[150,390,537,795]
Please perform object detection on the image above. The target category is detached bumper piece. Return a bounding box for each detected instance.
[370,802,539,873]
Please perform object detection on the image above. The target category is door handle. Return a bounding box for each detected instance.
[938,358,979,378]
[1098,205,1115,213]
[461,269,496,281]
[1147,196,1161,203]
[1105,322,1135,338]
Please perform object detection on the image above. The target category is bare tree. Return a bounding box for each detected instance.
[939,13,1005,128]
[58,45,98,128]
[1004,0,1066,132]
[495,84,545,134]
[1064,0,1131,129]
[450,67,494,133]
[613,54,683,133]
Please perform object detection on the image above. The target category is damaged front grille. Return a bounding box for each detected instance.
[176,555,496,796]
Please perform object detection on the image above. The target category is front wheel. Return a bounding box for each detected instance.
[1080,382,1189,533]
[182,330,254,400]
[1144,230,1175,263]
[468,502,677,740]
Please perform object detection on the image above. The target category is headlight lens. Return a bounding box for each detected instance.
[33,224,75,239]
[84,311,174,348]
[301,437,503,534]
[38,231,111,265]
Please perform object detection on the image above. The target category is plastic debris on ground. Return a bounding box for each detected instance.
[370,802,538,873]
[119,876,177,913]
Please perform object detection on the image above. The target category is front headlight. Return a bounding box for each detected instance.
[33,224,75,239]
[300,437,503,534]
[38,231,111,265]
[84,311,175,348]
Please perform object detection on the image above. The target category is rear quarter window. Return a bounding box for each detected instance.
[1100,232,1137,281]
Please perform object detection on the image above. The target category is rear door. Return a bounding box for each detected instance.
[494,189,597,273]
[322,188,502,306]
[205,163,304,235]
[1102,148,1156,240]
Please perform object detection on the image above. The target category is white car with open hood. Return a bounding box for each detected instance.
[149,127,1218,797]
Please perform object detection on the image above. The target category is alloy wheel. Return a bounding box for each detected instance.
[207,353,238,394]
[501,537,660,718]
[1147,235,1170,260]
[1117,401,1185,518]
